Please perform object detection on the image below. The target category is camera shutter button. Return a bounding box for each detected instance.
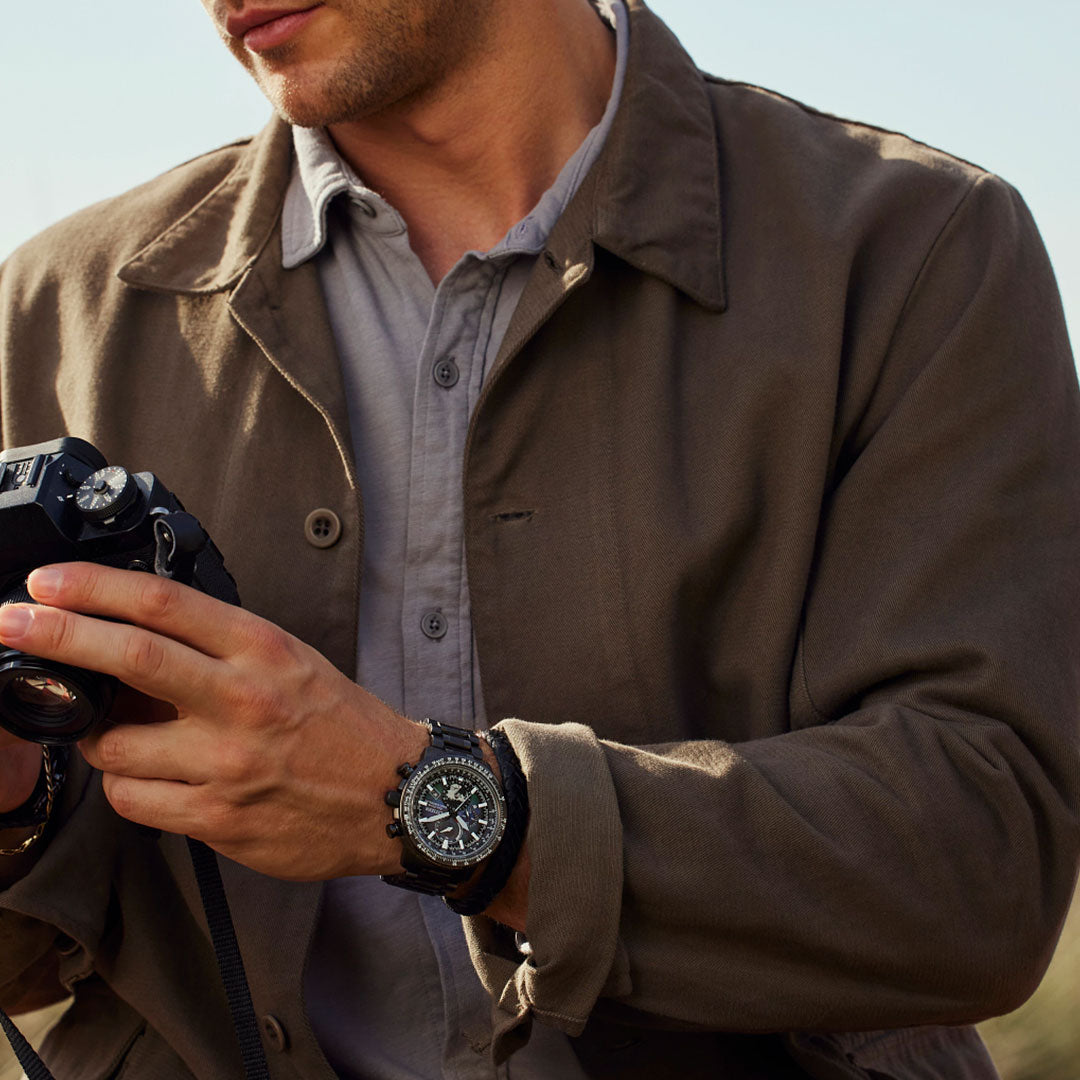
[304,508,342,549]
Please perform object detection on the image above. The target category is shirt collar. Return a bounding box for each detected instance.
[281,0,629,270]
[118,1,724,311]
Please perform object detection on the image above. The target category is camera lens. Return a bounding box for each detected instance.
[0,652,116,744]
[7,674,80,715]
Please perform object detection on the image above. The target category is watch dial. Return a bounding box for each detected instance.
[404,760,505,867]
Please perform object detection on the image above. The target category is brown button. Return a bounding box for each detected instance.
[262,1014,289,1053]
[304,508,342,549]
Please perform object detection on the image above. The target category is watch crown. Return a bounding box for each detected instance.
[386,822,403,839]
[384,790,401,808]
[397,763,414,779]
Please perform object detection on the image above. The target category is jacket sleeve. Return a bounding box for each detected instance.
[0,759,117,1013]
[462,174,1080,1054]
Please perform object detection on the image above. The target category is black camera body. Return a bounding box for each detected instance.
[0,437,239,744]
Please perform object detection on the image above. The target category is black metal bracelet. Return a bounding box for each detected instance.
[445,727,529,917]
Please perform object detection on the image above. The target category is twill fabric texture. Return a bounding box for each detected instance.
[1,3,1078,1079]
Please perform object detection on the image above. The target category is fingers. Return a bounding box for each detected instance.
[24,562,257,660]
[80,716,206,783]
[0,601,225,710]
[99,772,211,837]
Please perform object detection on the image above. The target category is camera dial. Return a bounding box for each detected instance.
[76,466,137,522]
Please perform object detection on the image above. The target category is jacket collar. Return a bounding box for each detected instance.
[118,0,724,311]
[118,118,294,294]
[590,0,725,310]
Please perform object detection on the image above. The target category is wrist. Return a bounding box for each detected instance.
[0,745,67,857]
[0,741,45,814]
[373,719,430,875]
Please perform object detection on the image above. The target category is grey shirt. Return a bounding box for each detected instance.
[284,3,628,1076]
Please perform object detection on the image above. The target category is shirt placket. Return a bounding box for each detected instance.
[401,255,503,728]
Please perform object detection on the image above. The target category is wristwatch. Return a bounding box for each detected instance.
[381,721,507,897]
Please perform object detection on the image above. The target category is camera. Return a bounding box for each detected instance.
[0,437,239,745]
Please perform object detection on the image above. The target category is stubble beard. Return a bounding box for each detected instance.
[226,0,497,129]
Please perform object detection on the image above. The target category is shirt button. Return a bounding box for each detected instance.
[433,357,460,388]
[304,508,342,549]
[421,610,448,640]
[261,1014,289,1053]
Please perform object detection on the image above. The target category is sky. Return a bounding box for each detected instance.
[1,1,1076,349]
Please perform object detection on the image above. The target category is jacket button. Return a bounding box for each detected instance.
[304,508,342,549]
[421,610,448,640]
[433,357,460,388]
[55,933,80,957]
[262,1014,289,1053]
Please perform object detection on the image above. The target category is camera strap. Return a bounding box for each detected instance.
[0,1004,53,1079]
[186,837,271,1080]
[0,840,270,1079]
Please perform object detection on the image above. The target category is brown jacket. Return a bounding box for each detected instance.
[1,3,1078,1078]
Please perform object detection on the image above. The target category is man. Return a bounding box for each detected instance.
[0,0,1077,1077]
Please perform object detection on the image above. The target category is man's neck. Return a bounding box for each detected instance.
[327,0,617,282]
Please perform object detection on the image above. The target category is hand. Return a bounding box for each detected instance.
[0,563,430,881]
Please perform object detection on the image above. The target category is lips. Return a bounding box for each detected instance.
[225,4,323,52]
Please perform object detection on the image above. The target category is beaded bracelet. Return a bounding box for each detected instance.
[0,746,66,856]
[445,727,529,917]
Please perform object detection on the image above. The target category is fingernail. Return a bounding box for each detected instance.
[28,568,62,599]
[0,605,34,640]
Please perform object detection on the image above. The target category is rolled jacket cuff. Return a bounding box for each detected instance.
[462,720,630,1061]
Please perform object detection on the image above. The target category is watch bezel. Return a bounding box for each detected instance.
[398,754,507,870]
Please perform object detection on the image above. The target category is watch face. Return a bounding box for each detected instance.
[402,757,506,868]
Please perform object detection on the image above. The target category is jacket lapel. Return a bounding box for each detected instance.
[115,117,356,492]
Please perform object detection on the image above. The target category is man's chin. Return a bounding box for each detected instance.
[253,73,346,129]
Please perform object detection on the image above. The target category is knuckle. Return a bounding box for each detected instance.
[135,575,178,621]
[48,608,79,656]
[94,730,129,772]
[224,679,283,729]
[102,774,136,818]
[120,631,167,681]
[200,792,243,838]
[217,738,254,783]
[69,563,104,607]
[238,617,293,664]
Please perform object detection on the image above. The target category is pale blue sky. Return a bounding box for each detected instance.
[1,1,1076,346]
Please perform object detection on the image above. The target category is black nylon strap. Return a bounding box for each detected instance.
[0,1004,56,1079]
[1,841,269,1080]
[186,837,270,1080]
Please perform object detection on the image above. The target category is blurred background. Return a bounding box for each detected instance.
[1,2,1077,1078]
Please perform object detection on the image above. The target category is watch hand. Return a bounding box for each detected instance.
[419,812,450,823]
